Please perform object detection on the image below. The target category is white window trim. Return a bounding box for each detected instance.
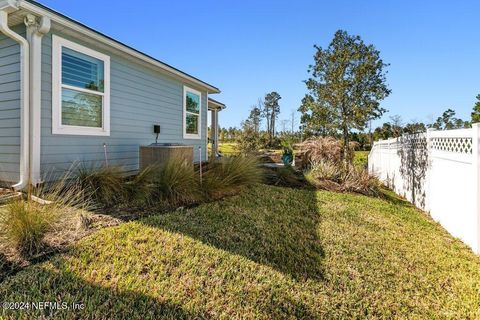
[52,35,111,136]
[183,85,202,140]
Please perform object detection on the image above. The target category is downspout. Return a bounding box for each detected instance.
[25,14,50,185]
[205,91,209,162]
[0,3,30,190]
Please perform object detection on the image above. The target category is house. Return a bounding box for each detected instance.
[0,0,226,188]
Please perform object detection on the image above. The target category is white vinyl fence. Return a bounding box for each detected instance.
[368,124,480,253]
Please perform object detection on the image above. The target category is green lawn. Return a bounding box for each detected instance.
[218,142,240,155]
[2,185,480,319]
[217,142,283,156]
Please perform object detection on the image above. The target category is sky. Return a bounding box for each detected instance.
[39,0,480,130]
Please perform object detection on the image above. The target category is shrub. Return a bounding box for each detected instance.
[236,126,261,154]
[353,151,369,169]
[298,137,356,168]
[202,156,264,200]
[149,158,199,206]
[76,165,126,208]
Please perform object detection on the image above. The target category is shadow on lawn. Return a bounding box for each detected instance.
[0,252,16,282]
[141,172,325,282]
[1,262,201,320]
[2,255,319,320]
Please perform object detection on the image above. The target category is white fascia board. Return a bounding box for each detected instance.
[208,100,226,111]
[18,1,221,94]
[0,0,19,13]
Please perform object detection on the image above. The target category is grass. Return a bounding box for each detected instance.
[2,184,480,319]
[218,142,283,156]
[218,142,240,155]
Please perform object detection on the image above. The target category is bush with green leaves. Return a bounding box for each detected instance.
[236,126,261,154]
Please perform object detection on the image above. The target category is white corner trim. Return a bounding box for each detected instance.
[183,85,202,140]
[51,35,110,136]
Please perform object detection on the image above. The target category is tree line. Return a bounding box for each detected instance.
[228,29,480,157]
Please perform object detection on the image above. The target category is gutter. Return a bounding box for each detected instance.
[0,1,30,190]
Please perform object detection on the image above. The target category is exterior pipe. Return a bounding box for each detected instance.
[0,9,30,190]
[26,14,50,185]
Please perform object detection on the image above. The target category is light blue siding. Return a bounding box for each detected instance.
[0,26,23,183]
[40,29,209,177]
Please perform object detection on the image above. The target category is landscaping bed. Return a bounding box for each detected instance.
[2,184,480,319]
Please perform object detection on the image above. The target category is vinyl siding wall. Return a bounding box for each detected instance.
[0,25,23,183]
[40,29,209,177]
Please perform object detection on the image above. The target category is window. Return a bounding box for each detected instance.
[183,86,201,139]
[52,35,110,136]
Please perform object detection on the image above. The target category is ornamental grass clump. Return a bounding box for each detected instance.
[342,166,382,196]
[148,158,200,206]
[0,176,89,257]
[305,160,343,183]
[0,200,57,256]
[76,165,126,208]
[305,160,381,196]
[299,136,356,168]
[124,165,156,206]
[202,156,264,200]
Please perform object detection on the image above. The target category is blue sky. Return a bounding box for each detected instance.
[40,0,480,130]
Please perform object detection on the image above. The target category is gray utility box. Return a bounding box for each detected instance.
[139,144,194,170]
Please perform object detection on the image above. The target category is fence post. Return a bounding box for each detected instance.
[425,128,434,213]
[472,123,480,254]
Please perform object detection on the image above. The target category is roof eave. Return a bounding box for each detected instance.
[208,98,226,111]
[19,0,221,94]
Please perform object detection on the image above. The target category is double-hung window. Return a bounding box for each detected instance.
[52,35,110,136]
[183,86,201,139]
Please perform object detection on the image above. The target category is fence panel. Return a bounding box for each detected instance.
[368,124,480,253]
